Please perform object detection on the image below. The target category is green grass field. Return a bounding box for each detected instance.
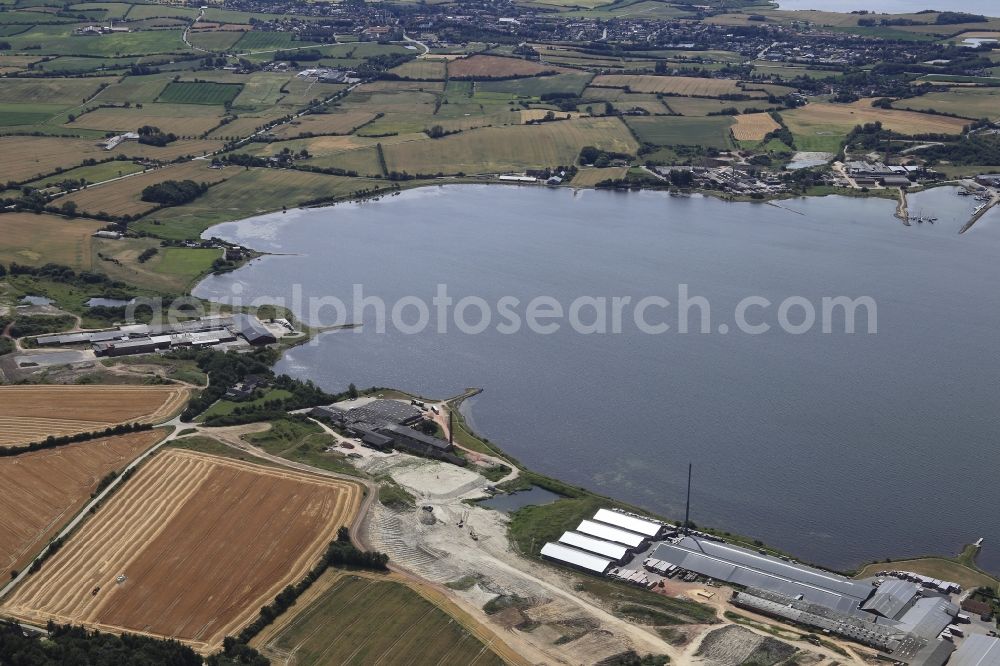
[157,81,243,105]
[476,72,594,98]
[137,168,385,240]
[199,388,295,420]
[6,25,187,57]
[893,87,1000,121]
[232,30,311,53]
[625,115,735,149]
[261,574,506,666]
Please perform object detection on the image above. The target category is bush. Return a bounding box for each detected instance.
[141,180,208,206]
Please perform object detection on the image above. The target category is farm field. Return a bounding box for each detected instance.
[731,112,781,141]
[571,166,629,187]
[157,81,243,105]
[0,136,110,183]
[0,213,103,270]
[448,54,565,78]
[232,30,310,53]
[0,76,114,104]
[0,385,189,448]
[59,161,233,218]
[476,72,593,98]
[270,110,379,138]
[92,240,223,292]
[661,97,775,116]
[187,29,245,51]
[625,115,735,149]
[1,449,364,653]
[68,103,228,136]
[0,429,165,582]
[781,100,969,151]
[381,117,639,175]
[252,572,506,666]
[591,74,752,97]
[138,168,384,239]
[892,87,1000,121]
[388,59,447,80]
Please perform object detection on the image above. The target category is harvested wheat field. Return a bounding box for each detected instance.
[2,449,363,653]
[591,74,751,97]
[0,429,165,581]
[783,100,969,138]
[0,385,189,448]
[448,55,564,79]
[59,162,233,218]
[731,112,781,141]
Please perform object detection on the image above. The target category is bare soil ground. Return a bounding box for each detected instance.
[0,385,189,447]
[1,449,364,653]
[0,429,165,581]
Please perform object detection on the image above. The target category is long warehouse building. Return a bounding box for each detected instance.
[576,520,648,549]
[558,531,633,564]
[593,508,665,538]
[540,542,614,574]
[651,536,874,615]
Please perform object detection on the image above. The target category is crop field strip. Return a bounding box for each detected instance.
[591,74,758,97]
[157,81,244,105]
[2,449,364,653]
[0,385,189,447]
[448,54,568,78]
[0,430,165,581]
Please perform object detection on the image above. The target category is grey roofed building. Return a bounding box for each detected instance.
[359,429,394,450]
[230,313,276,345]
[576,520,647,548]
[558,531,632,563]
[863,578,921,619]
[650,536,873,615]
[949,635,1000,666]
[349,399,423,428]
[907,639,954,666]
[592,508,663,538]
[380,423,452,451]
[894,596,960,640]
[540,542,614,574]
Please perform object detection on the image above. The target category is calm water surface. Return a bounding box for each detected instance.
[195,185,1000,573]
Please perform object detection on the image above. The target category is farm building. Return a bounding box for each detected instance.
[540,542,613,575]
[557,531,633,565]
[862,578,921,619]
[379,423,454,455]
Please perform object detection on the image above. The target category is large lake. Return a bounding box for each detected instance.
[195,185,1000,574]
[776,0,998,14]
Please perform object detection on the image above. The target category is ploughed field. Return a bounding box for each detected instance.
[0,429,165,581]
[0,385,189,448]
[1,449,363,653]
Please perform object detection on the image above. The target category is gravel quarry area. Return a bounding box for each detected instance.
[358,453,680,664]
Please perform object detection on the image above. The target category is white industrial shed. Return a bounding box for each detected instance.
[559,531,632,564]
[576,520,647,548]
[540,542,614,574]
[593,508,663,538]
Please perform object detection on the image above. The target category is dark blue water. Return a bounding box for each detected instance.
[195,185,1000,574]
[480,486,563,512]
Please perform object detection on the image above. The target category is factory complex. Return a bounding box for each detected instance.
[35,314,280,357]
[540,508,998,666]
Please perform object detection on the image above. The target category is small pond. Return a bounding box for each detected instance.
[479,486,562,512]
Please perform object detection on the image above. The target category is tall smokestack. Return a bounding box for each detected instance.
[684,462,692,534]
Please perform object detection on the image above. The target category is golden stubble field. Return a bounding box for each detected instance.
[731,112,781,141]
[0,429,165,581]
[1,449,364,653]
[0,385,189,447]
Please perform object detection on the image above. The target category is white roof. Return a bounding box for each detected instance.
[576,520,646,548]
[950,635,1000,666]
[541,542,613,573]
[559,531,630,560]
[593,508,662,537]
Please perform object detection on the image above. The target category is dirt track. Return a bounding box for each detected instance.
[0,430,164,581]
[1,448,363,653]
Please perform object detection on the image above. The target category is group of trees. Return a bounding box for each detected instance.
[579,146,633,168]
[0,423,154,458]
[137,125,177,147]
[140,180,209,206]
